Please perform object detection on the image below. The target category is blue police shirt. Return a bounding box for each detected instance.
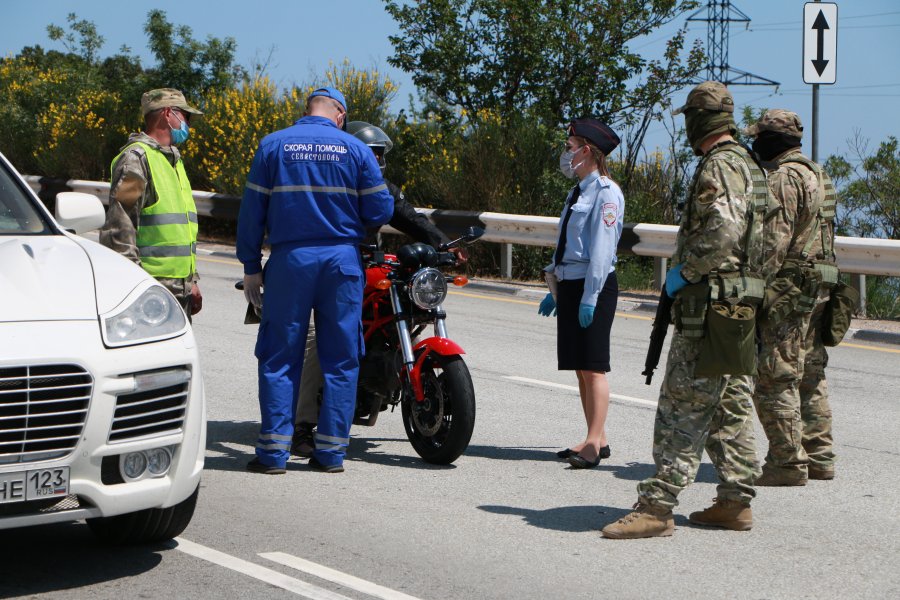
[547,171,625,306]
[237,116,394,274]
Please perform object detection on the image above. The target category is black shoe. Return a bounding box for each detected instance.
[558,445,610,460]
[291,423,316,458]
[308,456,344,473]
[567,453,601,469]
[246,458,286,475]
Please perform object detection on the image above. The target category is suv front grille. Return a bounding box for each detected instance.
[0,364,92,465]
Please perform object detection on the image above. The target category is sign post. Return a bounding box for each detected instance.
[804,1,837,161]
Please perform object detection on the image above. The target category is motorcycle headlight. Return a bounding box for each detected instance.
[101,283,187,347]
[408,268,447,309]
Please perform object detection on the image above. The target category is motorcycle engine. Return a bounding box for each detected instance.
[359,343,403,395]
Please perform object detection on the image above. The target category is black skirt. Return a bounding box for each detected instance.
[556,272,618,372]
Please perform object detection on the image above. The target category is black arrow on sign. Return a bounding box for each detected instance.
[811,10,830,76]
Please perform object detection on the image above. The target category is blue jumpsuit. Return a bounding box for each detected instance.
[237,115,394,468]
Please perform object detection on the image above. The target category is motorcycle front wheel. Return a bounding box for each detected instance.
[401,353,475,465]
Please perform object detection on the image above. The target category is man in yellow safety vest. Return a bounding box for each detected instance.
[101,88,203,318]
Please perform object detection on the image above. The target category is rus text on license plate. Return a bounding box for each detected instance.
[0,467,70,503]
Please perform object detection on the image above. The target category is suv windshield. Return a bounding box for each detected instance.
[0,160,53,235]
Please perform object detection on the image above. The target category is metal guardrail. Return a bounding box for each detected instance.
[27,176,900,313]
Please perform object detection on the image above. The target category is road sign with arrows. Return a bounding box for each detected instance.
[803,2,837,84]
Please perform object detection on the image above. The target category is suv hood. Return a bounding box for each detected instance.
[0,236,99,322]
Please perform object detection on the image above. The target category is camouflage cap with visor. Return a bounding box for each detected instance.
[744,109,804,139]
[141,88,204,117]
[672,81,735,115]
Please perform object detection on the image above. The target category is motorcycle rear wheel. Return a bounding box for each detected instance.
[402,354,475,465]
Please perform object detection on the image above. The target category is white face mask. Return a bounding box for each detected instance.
[559,150,575,178]
[559,146,585,179]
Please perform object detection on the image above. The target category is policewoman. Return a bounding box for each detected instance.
[237,87,394,474]
[538,118,624,469]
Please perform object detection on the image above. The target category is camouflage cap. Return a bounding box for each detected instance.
[672,81,735,115]
[744,109,803,138]
[141,88,203,117]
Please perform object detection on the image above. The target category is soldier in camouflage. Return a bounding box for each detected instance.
[746,109,839,484]
[602,81,769,539]
[100,88,204,319]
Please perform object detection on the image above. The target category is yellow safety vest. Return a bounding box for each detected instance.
[112,142,198,278]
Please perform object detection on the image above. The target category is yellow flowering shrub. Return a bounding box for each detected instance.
[182,76,302,195]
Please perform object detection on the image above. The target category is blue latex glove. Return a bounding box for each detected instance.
[665,263,689,298]
[538,294,556,317]
[578,303,595,328]
[538,293,557,317]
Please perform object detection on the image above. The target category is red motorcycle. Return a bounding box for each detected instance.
[355,228,481,464]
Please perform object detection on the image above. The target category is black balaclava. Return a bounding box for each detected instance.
[684,108,737,156]
[751,130,802,161]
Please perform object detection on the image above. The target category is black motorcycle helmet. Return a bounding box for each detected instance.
[397,242,438,271]
[347,120,393,172]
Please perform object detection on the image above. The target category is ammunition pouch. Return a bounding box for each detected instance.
[762,276,803,325]
[673,281,710,340]
[812,263,840,287]
[695,301,758,377]
[822,281,860,347]
[709,271,766,306]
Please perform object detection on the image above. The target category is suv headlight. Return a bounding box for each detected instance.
[408,268,447,309]
[101,283,187,347]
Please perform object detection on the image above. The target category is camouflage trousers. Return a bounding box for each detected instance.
[158,276,194,323]
[753,303,815,476]
[637,331,760,509]
[800,288,835,471]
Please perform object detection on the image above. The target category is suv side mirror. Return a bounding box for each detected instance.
[55,192,106,234]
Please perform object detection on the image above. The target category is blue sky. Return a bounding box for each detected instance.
[2,0,899,164]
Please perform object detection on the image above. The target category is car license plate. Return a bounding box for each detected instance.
[0,467,69,503]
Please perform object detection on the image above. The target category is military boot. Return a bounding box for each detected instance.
[688,498,753,531]
[755,466,807,487]
[601,503,675,539]
[808,466,835,480]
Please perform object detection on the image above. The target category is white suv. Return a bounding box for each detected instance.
[0,152,206,543]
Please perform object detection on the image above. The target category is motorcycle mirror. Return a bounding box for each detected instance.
[463,226,485,243]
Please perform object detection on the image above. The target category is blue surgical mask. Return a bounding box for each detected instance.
[170,115,190,145]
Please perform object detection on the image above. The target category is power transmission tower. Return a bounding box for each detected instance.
[686,1,779,88]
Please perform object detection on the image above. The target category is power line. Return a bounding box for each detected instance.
[746,10,900,28]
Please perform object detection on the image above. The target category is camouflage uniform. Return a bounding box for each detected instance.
[100,89,203,317]
[747,110,838,479]
[635,83,767,511]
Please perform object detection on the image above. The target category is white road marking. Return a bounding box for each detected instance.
[174,538,352,600]
[262,552,424,600]
[502,375,658,408]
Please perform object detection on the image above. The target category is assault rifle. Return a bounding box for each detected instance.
[642,288,674,385]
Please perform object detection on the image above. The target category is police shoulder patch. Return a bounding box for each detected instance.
[602,202,618,227]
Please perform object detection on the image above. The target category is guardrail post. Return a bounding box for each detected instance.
[850,273,867,318]
[652,257,667,291]
[500,243,513,279]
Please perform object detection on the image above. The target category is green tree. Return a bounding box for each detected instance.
[384,0,702,129]
[825,135,900,240]
[143,9,245,102]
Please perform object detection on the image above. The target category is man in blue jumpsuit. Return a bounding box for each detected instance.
[237,87,394,474]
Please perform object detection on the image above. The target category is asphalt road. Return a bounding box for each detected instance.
[2,248,899,600]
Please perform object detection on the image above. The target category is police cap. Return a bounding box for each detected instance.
[567,118,620,155]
